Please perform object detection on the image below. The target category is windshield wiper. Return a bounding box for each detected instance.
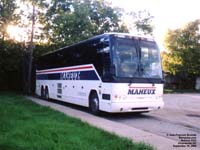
[128,79,134,86]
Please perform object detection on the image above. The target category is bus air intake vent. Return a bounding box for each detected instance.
[131,107,148,110]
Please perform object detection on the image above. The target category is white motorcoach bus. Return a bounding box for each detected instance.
[36,33,164,114]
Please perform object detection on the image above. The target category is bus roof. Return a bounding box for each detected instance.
[40,32,155,57]
[104,32,154,40]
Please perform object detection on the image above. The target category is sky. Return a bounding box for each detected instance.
[108,0,200,50]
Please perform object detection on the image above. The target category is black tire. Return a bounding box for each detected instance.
[89,93,100,115]
[44,87,49,100]
[41,87,45,99]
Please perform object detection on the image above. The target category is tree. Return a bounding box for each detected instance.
[0,0,23,90]
[42,0,128,47]
[19,0,48,94]
[0,0,19,40]
[162,19,200,88]
[128,10,154,35]
[19,0,48,43]
[0,39,24,90]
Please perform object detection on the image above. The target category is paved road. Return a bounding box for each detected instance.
[104,94,200,149]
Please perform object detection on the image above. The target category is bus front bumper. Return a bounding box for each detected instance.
[108,100,164,113]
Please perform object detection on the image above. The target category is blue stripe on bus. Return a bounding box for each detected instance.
[36,70,100,80]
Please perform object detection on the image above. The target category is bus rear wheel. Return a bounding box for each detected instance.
[89,93,100,115]
[44,87,49,100]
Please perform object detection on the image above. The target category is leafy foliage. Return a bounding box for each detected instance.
[128,10,154,35]
[42,0,128,47]
[0,40,24,90]
[0,0,19,40]
[162,19,200,88]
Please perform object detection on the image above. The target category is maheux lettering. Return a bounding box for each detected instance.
[60,71,80,80]
[128,88,155,95]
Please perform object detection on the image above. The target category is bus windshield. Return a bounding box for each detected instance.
[112,37,162,79]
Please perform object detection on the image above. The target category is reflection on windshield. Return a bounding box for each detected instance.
[113,38,139,77]
[113,37,162,79]
[140,41,162,78]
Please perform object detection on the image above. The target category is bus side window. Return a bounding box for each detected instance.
[91,40,104,77]
[95,39,111,81]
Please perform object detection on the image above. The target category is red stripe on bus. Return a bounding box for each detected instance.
[129,86,156,89]
[36,66,93,74]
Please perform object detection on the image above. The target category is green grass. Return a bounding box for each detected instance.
[0,92,153,150]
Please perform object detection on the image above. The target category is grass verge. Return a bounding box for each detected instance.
[0,92,153,150]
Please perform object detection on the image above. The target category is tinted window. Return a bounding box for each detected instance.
[112,37,162,79]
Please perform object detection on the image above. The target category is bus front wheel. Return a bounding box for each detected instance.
[89,93,100,115]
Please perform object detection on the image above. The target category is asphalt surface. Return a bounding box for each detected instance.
[28,94,200,150]
[105,94,200,149]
